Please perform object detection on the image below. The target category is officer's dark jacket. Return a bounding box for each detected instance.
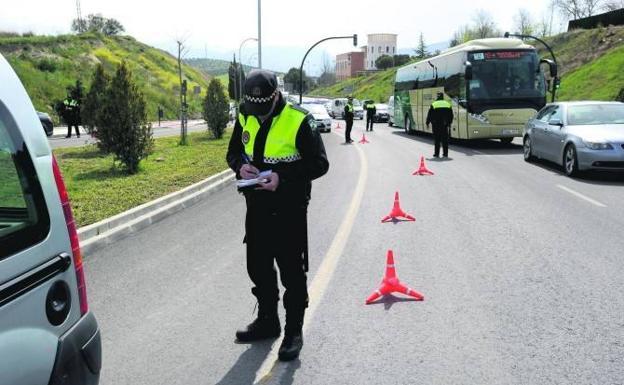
[227,94,329,208]
[343,103,354,121]
[426,100,454,128]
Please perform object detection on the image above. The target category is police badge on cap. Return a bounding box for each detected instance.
[243,69,279,116]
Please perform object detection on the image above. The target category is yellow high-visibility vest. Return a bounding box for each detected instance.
[238,103,306,164]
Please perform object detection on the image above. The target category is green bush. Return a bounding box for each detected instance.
[203,78,229,139]
[82,64,110,142]
[36,58,58,72]
[98,62,153,174]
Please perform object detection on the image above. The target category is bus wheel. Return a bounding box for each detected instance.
[523,136,534,162]
[404,117,411,135]
[500,137,513,145]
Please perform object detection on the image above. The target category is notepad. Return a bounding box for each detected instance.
[236,170,272,188]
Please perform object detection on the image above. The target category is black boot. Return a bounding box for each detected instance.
[235,305,280,342]
[278,310,304,361]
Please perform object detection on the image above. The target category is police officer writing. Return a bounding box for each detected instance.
[226,70,329,361]
[343,96,354,143]
[365,100,376,132]
[426,92,454,158]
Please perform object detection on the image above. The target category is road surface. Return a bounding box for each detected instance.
[48,120,209,149]
[85,118,624,385]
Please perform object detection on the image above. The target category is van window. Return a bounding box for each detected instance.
[0,104,50,259]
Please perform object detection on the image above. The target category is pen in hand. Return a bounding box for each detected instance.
[240,153,259,179]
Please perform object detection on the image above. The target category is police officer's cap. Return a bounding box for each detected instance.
[243,69,279,116]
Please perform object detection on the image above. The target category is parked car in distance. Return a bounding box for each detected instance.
[523,101,624,176]
[302,103,332,133]
[37,111,54,136]
[387,96,395,126]
[374,103,389,123]
[330,98,364,120]
[1,53,102,385]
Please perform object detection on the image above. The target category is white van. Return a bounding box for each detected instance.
[387,95,395,126]
[0,54,101,384]
[330,98,364,120]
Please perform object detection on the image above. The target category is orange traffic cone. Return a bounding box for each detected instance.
[381,191,415,223]
[335,121,342,129]
[412,156,434,176]
[365,250,424,304]
[358,133,370,144]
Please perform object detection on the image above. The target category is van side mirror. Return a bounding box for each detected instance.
[548,118,563,127]
[465,61,473,80]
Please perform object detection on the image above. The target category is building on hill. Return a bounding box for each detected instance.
[335,51,365,80]
[568,8,624,30]
[365,33,397,70]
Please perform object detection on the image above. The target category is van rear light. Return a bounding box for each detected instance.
[52,156,88,315]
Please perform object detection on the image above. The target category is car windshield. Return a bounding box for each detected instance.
[353,99,362,106]
[468,50,546,100]
[302,104,327,115]
[376,104,388,110]
[567,104,624,125]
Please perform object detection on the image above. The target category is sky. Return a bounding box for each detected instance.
[0,0,568,75]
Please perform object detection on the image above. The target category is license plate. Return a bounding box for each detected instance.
[502,129,519,135]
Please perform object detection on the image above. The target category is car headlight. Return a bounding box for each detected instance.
[583,141,613,150]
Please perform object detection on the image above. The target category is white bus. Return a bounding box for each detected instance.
[394,38,552,143]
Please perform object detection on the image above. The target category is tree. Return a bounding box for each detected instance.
[228,55,245,101]
[203,78,229,139]
[102,18,125,36]
[603,0,624,10]
[415,32,428,59]
[554,0,603,20]
[284,67,308,94]
[318,53,336,86]
[71,13,125,35]
[514,9,535,36]
[98,62,153,174]
[375,55,394,70]
[393,54,411,67]
[82,64,110,141]
[473,10,500,38]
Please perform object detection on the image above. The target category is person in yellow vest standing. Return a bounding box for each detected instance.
[426,92,454,158]
[226,70,329,361]
[343,96,354,143]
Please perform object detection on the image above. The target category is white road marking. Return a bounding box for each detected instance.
[556,184,607,208]
[254,132,369,384]
[472,150,486,155]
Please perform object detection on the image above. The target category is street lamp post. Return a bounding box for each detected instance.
[299,34,357,104]
[504,32,559,102]
[239,37,258,103]
[258,0,262,69]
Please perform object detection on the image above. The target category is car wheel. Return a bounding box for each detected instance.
[388,120,393,127]
[564,144,579,177]
[523,135,534,162]
[500,137,513,145]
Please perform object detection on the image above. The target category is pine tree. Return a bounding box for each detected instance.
[99,62,153,174]
[203,78,229,139]
[415,32,428,59]
[82,64,110,142]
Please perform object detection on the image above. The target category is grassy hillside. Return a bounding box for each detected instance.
[311,26,624,103]
[0,33,210,121]
[185,58,252,76]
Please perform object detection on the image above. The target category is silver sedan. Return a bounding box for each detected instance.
[523,101,624,176]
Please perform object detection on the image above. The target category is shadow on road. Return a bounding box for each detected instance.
[215,340,275,385]
[368,294,422,311]
[391,130,523,156]
[528,158,624,186]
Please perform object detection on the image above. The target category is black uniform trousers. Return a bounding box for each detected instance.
[366,114,374,131]
[433,124,449,157]
[245,202,309,320]
[345,118,353,142]
[66,123,80,138]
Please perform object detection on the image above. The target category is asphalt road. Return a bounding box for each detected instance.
[86,118,624,385]
[48,120,209,149]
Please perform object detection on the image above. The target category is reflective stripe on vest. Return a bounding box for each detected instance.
[432,100,452,109]
[346,104,353,112]
[366,104,375,109]
[238,103,305,164]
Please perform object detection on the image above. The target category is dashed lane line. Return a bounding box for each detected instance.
[557,184,607,208]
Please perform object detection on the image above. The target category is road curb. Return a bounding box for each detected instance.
[78,169,235,256]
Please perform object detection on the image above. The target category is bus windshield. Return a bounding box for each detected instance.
[468,50,545,100]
